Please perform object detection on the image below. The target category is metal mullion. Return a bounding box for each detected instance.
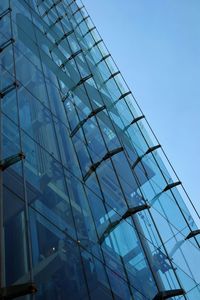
[10,0,34,287]
[0,32,3,292]
[0,0,19,288]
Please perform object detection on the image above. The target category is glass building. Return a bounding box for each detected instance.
[0,0,200,299]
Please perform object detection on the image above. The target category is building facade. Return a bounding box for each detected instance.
[0,0,200,299]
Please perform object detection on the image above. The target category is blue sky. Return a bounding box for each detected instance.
[83,0,200,225]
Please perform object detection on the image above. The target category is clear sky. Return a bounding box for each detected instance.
[83,0,200,225]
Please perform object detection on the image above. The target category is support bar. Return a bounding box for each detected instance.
[63,75,93,101]
[185,229,200,240]
[76,16,90,28]
[60,49,83,68]
[153,288,185,300]
[103,71,120,84]
[66,0,76,9]
[96,54,111,66]
[73,74,93,90]
[70,105,106,137]
[46,13,67,32]
[83,26,96,38]
[0,38,15,53]
[53,29,74,47]
[99,204,150,244]
[72,5,84,17]
[41,0,62,17]
[163,181,182,192]
[0,8,11,20]
[122,115,145,132]
[90,39,103,49]
[84,39,104,54]
[118,91,132,100]
[83,146,124,181]
[0,152,25,171]
[107,91,132,109]
[0,81,19,98]
[102,146,124,161]
[151,181,182,205]
[0,282,37,299]
[132,145,161,170]
[41,0,62,18]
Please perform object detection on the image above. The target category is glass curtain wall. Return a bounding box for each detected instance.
[0,0,200,299]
